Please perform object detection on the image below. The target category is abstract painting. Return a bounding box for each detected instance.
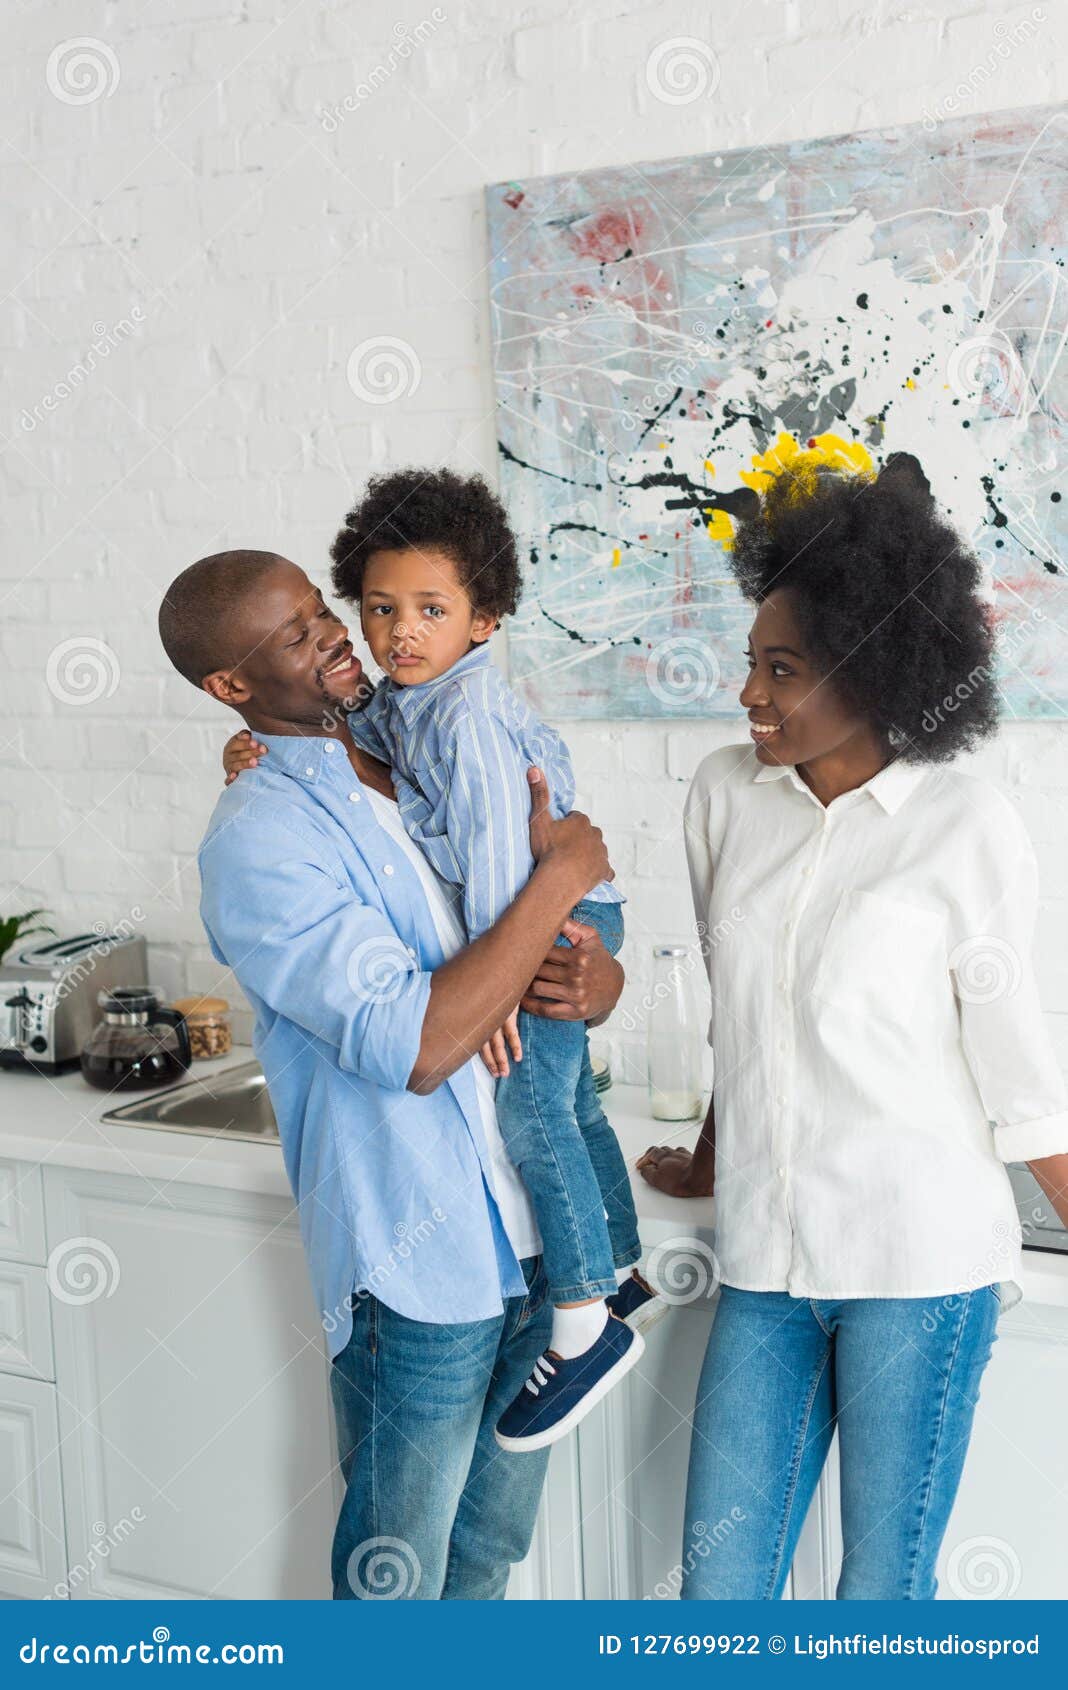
[486,102,1066,719]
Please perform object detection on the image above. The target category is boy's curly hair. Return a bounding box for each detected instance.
[729,452,1000,763]
[330,468,521,620]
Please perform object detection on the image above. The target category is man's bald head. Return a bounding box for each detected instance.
[158,549,290,688]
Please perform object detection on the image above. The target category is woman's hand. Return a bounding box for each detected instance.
[636,1144,714,1199]
[223,728,267,786]
[519,917,623,1023]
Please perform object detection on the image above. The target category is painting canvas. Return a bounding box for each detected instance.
[486,103,1066,719]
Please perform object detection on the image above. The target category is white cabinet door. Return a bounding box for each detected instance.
[936,1297,1068,1600]
[508,1440,586,1599]
[581,1300,718,1601]
[0,1372,67,1599]
[0,1159,47,1266]
[0,1262,55,1381]
[44,1166,337,1600]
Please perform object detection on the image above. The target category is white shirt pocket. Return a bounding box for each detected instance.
[810,889,946,1022]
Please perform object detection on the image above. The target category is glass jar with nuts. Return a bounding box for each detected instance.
[171,995,232,1061]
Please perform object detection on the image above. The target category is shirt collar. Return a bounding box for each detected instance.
[752,751,926,815]
[386,643,491,728]
[254,732,348,786]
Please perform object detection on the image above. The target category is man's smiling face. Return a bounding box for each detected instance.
[205,559,370,731]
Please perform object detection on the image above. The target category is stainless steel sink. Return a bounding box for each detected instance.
[100,1060,279,1142]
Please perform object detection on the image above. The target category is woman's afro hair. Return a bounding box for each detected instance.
[728,452,1000,763]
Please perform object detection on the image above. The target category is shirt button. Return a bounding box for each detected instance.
[348,791,361,803]
[406,946,417,958]
[777,1094,786,1106]
[778,978,787,991]
[802,866,812,877]
[777,1166,786,1179]
[383,864,395,876]
[304,766,315,777]
[324,742,336,754]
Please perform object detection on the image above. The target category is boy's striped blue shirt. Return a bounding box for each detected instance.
[351,644,622,940]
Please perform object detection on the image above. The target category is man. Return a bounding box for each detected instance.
[158,549,623,1599]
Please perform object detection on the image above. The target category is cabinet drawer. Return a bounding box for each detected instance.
[0,1262,54,1382]
[0,1160,47,1266]
[0,1371,67,1599]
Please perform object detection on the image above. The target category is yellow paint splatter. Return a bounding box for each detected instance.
[704,459,716,476]
[611,547,621,569]
[739,431,875,505]
[704,509,735,550]
[904,377,916,390]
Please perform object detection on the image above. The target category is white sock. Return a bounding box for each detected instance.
[614,1265,635,1288]
[550,1301,609,1359]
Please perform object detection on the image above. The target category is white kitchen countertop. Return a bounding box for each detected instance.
[0,1046,292,1199]
[3,1047,1066,1308]
[0,1044,712,1219]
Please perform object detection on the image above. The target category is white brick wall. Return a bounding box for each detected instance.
[3,0,1066,1082]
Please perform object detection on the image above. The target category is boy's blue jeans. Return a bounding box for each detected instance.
[496,898,641,1304]
[681,1285,1000,1600]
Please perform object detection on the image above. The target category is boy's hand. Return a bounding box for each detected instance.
[223,729,267,786]
[479,1008,522,1079]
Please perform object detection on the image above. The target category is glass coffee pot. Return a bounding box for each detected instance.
[80,988,192,1092]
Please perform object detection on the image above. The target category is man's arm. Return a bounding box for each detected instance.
[200,771,611,1097]
[409,770,612,1091]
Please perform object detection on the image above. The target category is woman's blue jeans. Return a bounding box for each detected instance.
[682,1285,1000,1600]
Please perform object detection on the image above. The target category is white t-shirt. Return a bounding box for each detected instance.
[364,784,541,1263]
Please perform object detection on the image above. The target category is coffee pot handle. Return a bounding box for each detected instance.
[152,1006,191,1068]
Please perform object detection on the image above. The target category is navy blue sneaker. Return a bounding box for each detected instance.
[494,1315,644,1451]
[608,1271,667,1334]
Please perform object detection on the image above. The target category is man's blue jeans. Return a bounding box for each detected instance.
[682,1285,1000,1600]
[496,898,640,1304]
[329,1258,552,1599]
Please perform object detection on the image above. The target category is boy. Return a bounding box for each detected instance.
[226,470,661,1448]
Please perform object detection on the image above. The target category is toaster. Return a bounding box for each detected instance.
[0,930,148,1074]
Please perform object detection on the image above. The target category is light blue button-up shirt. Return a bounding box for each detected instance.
[350,645,622,940]
[198,729,531,1357]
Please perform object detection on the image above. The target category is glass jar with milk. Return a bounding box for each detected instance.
[647,943,704,1122]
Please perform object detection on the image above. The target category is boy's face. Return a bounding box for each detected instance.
[359,547,497,686]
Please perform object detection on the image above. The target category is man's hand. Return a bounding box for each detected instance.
[520,917,623,1024]
[636,1145,714,1199]
[411,769,615,1094]
[223,728,267,786]
[480,1009,522,1079]
[526,768,612,899]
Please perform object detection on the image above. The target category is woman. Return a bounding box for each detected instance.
[639,452,1068,1601]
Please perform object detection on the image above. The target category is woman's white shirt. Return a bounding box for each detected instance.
[685,743,1068,1302]
[363,784,541,1264]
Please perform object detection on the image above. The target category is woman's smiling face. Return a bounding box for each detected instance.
[740,590,873,768]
